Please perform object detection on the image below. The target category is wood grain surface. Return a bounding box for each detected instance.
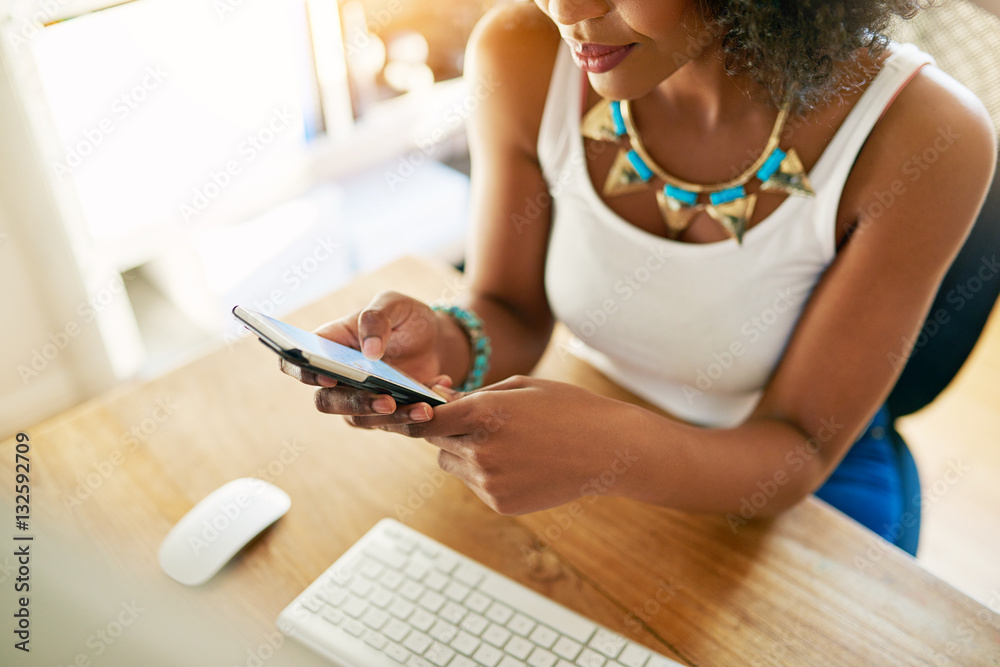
[1,256,997,666]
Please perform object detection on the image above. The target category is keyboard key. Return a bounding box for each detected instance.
[386,641,411,663]
[528,625,558,649]
[461,613,489,636]
[526,647,557,667]
[419,591,446,613]
[364,631,388,650]
[343,618,365,637]
[429,619,459,644]
[618,644,651,667]
[425,642,456,667]
[361,560,384,579]
[400,581,426,601]
[551,636,582,661]
[408,657,433,667]
[410,609,436,632]
[349,577,374,598]
[590,630,626,659]
[576,648,605,667]
[505,636,534,660]
[319,607,344,626]
[454,564,485,588]
[482,624,512,648]
[485,602,514,625]
[362,607,389,631]
[465,592,492,614]
[451,657,477,667]
[450,631,481,656]
[403,630,433,655]
[424,571,450,592]
[498,658,527,667]
[507,614,535,636]
[342,596,368,619]
[321,585,348,607]
[440,601,468,624]
[472,643,503,666]
[444,581,471,602]
[383,570,405,590]
[389,598,415,620]
[405,561,431,581]
[434,552,459,574]
[384,618,411,642]
[370,586,394,609]
[646,656,676,667]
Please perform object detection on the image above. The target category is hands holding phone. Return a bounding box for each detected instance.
[278,291,462,423]
[279,291,638,515]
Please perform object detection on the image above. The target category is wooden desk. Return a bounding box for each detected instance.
[2,257,998,666]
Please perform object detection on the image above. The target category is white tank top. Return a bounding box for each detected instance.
[542,42,935,427]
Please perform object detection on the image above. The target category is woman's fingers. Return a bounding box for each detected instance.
[314,386,397,416]
[279,358,330,386]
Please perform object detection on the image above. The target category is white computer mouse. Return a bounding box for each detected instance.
[158,478,291,586]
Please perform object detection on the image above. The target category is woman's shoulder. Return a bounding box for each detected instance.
[465,2,563,156]
[840,44,996,241]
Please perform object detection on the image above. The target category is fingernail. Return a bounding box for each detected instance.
[409,405,431,422]
[373,396,395,414]
[362,337,383,360]
[432,384,457,401]
[317,375,338,387]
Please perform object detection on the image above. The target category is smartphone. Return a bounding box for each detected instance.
[233,306,445,406]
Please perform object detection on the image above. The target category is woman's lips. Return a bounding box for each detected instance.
[566,40,636,74]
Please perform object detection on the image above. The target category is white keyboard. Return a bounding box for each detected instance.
[278,519,681,667]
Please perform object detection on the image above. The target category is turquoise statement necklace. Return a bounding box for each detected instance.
[581,97,816,243]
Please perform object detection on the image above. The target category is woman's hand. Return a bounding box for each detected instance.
[280,291,467,421]
[337,376,641,515]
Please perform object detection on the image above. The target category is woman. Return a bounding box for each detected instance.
[283,0,996,549]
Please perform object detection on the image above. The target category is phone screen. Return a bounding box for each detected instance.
[250,311,437,399]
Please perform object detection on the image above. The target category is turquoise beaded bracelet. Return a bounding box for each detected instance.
[433,305,491,392]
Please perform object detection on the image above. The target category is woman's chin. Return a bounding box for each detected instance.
[586,72,660,102]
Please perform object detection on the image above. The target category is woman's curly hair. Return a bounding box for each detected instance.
[696,0,929,112]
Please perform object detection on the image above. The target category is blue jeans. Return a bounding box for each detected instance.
[814,405,918,554]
